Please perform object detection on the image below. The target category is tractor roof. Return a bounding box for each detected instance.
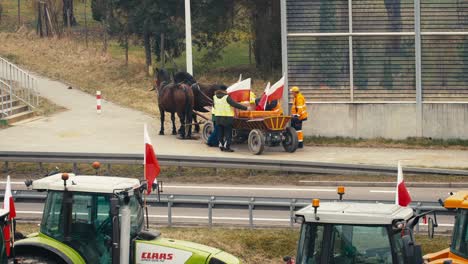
[296,202,414,225]
[444,191,468,209]
[32,173,141,194]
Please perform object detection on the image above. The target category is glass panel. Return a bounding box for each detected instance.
[451,209,468,259]
[296,224,324,264]
[69,194,112,264]
[129,195,144,238]
[287,0,349,33]
[422,35,468,101]
[41,191,65,241]
[353,36,415,101]
[392,232,405,264]
[353,0,415,33]
[421,0,468,32]
[329,225,393,264]
[288,36,350,101]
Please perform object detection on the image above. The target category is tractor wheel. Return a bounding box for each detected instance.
[248,129,265,155]
[201,121,214,143]
[282,127,299,153]
[15,255,63,264]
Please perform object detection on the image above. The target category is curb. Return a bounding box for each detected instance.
[299,181,468,188]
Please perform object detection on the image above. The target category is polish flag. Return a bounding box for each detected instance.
[144,124,160,194]
[266,75,285,102]
[256,82,270,111]
[227,78,251,102]
[395,161,412,207]
[3,175,16,256]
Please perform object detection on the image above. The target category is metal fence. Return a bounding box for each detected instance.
[283,0,468,103]
[0,57,39,117]
[0,80,12,118]
[5,190,449,229]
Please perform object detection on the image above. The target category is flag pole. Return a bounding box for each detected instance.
[143,124,149,230]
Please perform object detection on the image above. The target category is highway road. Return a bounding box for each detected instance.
[2,181,457,202]
[6,180,457,233]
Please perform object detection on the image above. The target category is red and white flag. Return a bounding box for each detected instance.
[256,82,270,111]
[144,124,160,194]
[3,175,16,256]
[395,161,412,207]
[266,75,285,102]
[227,78,251,102]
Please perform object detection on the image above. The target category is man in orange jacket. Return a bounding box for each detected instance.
[290,86,308,148]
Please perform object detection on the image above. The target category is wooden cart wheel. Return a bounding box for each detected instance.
[201,121,214,143]
[282,127,299,153]
[248,129,265,155]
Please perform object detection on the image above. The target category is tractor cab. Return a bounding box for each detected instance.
[0,209,9,264]
[424,191,468,264]
[15,173,241,264]
[292,199,423,264]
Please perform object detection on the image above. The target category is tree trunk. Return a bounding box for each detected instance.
[125,33,129,66]
[37,3,44,37]
[144,28,152,70]
[160,32,165,68]
[62,0,77,27]
[17,0,20,28]
[252,0,281,76]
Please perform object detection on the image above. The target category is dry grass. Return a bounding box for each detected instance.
[14,223,453,263]
[305,136,468,150]
[0,31,159,116]
[2,162,468,185]
[35,96,66,116]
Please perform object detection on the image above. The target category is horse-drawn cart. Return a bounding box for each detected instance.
[202,110,299,155]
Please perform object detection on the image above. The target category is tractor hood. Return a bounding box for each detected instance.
[135,237,241,264]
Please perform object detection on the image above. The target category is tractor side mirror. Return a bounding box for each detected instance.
[402,235,423,264]
[428,217,435,239]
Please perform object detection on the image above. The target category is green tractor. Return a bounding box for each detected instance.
[0,210,9,264]
[14,173,241,264]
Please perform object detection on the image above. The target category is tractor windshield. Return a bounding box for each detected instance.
[41,191,113,264]
[296,223,403,264]
[0,223,6,264]
[451,209,468,259]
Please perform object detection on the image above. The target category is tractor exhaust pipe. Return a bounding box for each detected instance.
[120,197,131,264]
[110,197,120,264]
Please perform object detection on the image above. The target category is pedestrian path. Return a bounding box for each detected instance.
[1,71,468,169]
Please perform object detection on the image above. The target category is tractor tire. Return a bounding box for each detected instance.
[248,129,265,155]
[282,127,299,153]
[14,255,63,264]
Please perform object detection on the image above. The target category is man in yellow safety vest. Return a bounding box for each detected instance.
[290,86,308,148]
[212,87,248,152]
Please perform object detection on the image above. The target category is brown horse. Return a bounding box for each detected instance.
[153,68,194,139]
[173,72,225,132]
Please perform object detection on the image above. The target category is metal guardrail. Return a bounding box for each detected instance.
[0,80,11,118]
[1,151,468,176]
[0,57,39,116]
[2,190,449,228]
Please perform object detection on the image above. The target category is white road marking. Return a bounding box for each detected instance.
[0,181,25,185]
[16,211,289,222]
[164,185,336,192]
[369,190,396,193]
[15,211,453,226]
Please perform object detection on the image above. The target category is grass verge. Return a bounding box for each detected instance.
[15,223,451,264]
[2,162,467,185]
[305,136,468,150]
